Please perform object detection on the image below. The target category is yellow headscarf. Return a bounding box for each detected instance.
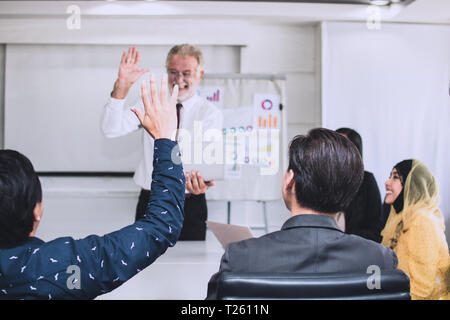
[381,159,444,249]
[381,159,450,300]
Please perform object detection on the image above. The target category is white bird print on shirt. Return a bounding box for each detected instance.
[161,211,167,215]
[100,260,104,268]
[169,226,172,233]
[54,273,59,281]
[77,255,82,263]
[9,256,18,260]
[37,276,44,281]
[91,246,96,251]
[121,260,127,266]
[168,166,173,170]
[1,289,7,294]
[30,286,36,291]
[136,227,143,231]
[32,248,40,254]
[20,266,27,273]
[50,258,58,263]
[130,242,135,250]
[89,273,95,280]
[162,189,168,193]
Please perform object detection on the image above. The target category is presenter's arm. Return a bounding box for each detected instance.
[202,103,224,137]
[112,46,149,100]
[185,103,223,195]
[101,46,149,138]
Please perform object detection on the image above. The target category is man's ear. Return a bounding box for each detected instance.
[198,69,204,81]
[33,201,43,222]
[283,169,295,194]
[286,169,295,190]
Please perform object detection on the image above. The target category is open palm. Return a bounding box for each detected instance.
[131,74,179,141]
[118,46,149,85]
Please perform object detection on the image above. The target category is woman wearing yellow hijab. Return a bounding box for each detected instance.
[381,159,450,300]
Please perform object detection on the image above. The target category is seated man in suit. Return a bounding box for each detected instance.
[206,128,398,299]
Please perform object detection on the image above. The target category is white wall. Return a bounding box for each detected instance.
[0,45,4,147]
[322,21,450,244]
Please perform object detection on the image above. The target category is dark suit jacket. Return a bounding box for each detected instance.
[344,171,383,242]
[206,214,398,299]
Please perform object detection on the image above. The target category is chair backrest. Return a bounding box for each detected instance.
[217,270,410,300]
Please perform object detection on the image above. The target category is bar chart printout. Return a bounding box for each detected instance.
[253,93,281,169]
[253,93,281,130]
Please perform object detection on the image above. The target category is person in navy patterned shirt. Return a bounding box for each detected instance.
[0,76,184,299]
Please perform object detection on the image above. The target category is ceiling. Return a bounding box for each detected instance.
[163,0,412,4]
[0,0,411,2]
[0,0,448,25]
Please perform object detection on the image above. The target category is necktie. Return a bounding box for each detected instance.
[176,103,183,129]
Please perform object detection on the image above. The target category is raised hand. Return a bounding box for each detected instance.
[131,74,179,140]
[112,46,149,99]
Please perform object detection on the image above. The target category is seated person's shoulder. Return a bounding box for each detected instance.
[363,171,378,185]
[224,230,282,256]
[345,233,398,269]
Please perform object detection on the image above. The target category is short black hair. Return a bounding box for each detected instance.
[336,127,363,157]
[0,150,42,248]
[288,128,364,214]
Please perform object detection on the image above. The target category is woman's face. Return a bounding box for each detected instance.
[385,168,403,205]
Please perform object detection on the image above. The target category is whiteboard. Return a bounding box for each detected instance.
[199,74,287,201]
[4,44,240,173]
[4,44,285,201]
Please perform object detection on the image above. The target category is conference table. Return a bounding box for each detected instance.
[97,231,225,300]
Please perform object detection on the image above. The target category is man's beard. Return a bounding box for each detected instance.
[172,82,197,102]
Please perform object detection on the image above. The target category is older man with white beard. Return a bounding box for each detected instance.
[102,44,223,240]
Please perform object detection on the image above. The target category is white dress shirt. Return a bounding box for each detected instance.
[101,94,223,190]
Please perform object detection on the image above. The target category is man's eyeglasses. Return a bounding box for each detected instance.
[167,70,196,79]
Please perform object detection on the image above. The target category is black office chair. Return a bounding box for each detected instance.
[216,270,410,300]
